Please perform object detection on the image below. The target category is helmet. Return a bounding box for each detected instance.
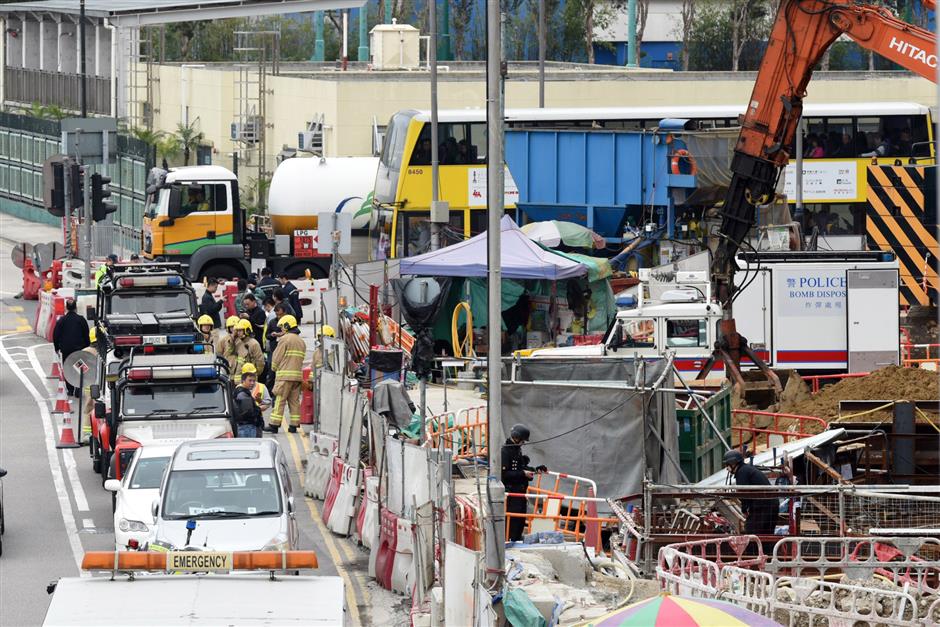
[321,324,336,338]
[510,424,530,442]
[279,315,298,331]
[241,363,257,375]
[197,314,214,327]
[723,450,744,467]
[225,315,240,329]
[89,327,97,343]
[236,319,253,332]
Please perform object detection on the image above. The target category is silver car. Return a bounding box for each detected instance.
[148,440,298,552]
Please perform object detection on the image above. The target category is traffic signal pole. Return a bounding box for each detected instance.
[83,166,92,288]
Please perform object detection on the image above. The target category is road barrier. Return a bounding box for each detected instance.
[53,380,79,449]
[303,432,336,500]
[426,406,487,462]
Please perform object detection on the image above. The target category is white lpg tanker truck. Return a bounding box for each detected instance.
[141,156,377,280]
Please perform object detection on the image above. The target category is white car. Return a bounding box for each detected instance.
[148,439,299,552]
[105,443,176,550]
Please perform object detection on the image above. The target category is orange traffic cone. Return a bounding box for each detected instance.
[48,360,63,380]
[54,408,80,449]
[53,380,72,414]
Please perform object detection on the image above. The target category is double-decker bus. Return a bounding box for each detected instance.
[371,102,934,259]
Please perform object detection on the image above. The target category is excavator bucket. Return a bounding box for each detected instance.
[697,320,783,408]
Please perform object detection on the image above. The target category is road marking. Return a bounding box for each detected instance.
[82,518,95,529]
[8,305,23,312]
[62,449,90,512]
[0,337,86,576]
[284,431,363,626]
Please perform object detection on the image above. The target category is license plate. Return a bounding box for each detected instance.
[144,335,167,345]
[167,551,232,572]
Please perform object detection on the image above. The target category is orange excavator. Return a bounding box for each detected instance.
[698,0,936,401]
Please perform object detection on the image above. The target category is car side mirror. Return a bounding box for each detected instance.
[158,218,175,227]
[287,496,295,515]
[104,479,122,492]
[151,499,160,519]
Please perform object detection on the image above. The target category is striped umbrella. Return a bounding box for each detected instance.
[580,593,782,627]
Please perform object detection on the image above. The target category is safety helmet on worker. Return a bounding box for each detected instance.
[236,319,253,332]
[89,327,97,344]
[723,450,744,467]
[197,314,214,328]
[510,424,530,442]
[321,324,335,338]
[279,314,298,331]
[225,315,240,329]
[241,363,258,375]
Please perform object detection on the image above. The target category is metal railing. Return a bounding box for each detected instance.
[5,68,111,115]
[731,409,828,452]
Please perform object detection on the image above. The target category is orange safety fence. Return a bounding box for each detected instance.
[901,343,940,369]
[425,406,488,461]
[731,409,828,454]
[801,372,870,394]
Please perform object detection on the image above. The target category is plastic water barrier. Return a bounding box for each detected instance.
[303,432,337,500]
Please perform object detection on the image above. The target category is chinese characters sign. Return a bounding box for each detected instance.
[783,160,859,202]
[776,268,846,317]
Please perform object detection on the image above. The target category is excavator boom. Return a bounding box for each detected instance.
[702,0,936,402]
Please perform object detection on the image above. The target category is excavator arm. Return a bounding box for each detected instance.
[702,0,936,401]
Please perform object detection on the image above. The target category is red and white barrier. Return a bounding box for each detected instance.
[303,432,336,500]
[222,281,238,318]
[321,456,344,524]
[326,461,360,536]
[357,474,379,550]
[294,278,329,324]
[374,508,398,589]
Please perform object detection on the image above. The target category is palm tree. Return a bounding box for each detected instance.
[175,120,205,166]
[156,135,182,169]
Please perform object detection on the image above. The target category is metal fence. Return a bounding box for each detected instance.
[4,68,111,116]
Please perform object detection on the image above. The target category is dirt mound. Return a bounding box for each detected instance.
[778,366,939,423]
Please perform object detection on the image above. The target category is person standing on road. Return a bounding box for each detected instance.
[501,424,547,542]
[52,299,90,397]
[723,450,779,535]
[240,363,272,413]
[232,367,265,438]
[240,293,266,344]
[216,315,241,372]
[265,315,306,434]
[197,314,219,352]
[277,273,303,324]
[94,254,118,288]
[235,319,265,374]
[199,278,224,328]
[258,266,279,290]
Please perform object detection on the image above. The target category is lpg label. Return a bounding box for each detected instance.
[776,268,846,317]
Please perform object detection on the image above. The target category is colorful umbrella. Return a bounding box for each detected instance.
[520,220,606,249]
[579,593,782,627]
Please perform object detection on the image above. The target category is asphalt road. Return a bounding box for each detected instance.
[0,216,403,626]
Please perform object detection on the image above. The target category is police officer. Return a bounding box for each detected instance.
[501,424,547,542]
[723,450,779,535]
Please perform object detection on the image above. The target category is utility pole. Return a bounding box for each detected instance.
[429,0,445,251]
[484,0,506,586]
[79,0,87,117]
[626,0,638,67]
[538,0,545,107]
[358,5,369,62]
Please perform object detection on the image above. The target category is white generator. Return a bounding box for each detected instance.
[733,251,900,373]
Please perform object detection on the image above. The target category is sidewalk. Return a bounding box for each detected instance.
[0,212,63,247]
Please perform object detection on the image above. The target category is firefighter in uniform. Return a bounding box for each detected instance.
[217,315,242,373]
[265,315,305,434]
[235,319,266,374]
[197,314,219,353]
[501,423,547,542]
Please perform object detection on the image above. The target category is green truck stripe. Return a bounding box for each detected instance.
[164,233,234,255]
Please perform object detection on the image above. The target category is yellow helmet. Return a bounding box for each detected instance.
[279,314,298,330]
[197,314,214,327]
[225,315,240,329]
[321,324,336,338]
[89,327,97,343]
[241,363,257,375]
[236,319,253,332]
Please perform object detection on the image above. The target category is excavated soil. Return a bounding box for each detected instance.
[771,366,940,430]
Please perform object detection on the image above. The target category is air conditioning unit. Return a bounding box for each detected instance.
[231,117,261,144]
[298,131,320,152]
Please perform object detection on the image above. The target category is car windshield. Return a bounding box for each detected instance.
[129,456,170,489]
[108,292,194,316]
[121,383,226,417]
[162,468,281,519]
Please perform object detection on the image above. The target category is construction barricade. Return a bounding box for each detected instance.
[731,409,828,453]
[426,406,487,462]
[293,278,329,324]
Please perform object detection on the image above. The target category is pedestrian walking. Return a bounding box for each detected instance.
[199,278,223,328]
[52,299,90,397]
[265,315,306,434]
[501,424,547,542]
[723,450,779,535]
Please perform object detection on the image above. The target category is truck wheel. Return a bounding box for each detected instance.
[200,263,245,282]
[285,262,327,280]
[100,451,112,486]
[91,440,101,473]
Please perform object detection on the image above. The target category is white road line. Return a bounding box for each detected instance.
[0,337,86,576]
[62,449,90,512]
[82,518,95,530]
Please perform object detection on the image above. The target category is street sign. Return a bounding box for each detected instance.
[60,118,118,165]
[10,242,33,269]
[64,350,101,388]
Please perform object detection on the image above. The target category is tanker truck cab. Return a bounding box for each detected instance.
[105,352,234,482]
[143,166,245,280]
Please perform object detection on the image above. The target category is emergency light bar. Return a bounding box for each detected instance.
[127,365,218,381]
[81,550,318,573]
[118,275,184,288]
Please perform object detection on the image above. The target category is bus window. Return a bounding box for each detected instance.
[381,112,412,170]
[409,122,483,166]
[804,117,827,158]
[441,212,466,246]
[856,117,880,155]
[371,208,394,260]
[469,123,486,163]
[826,117,854,158]
[801,202,866,236]
[397,212,432,257]
[469,209,488,237]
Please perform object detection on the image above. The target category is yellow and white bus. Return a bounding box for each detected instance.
[371,102,934,259]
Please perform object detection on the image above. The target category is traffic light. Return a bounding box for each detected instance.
[69,162,83,209]
[43,157,65,217]
[91,173,117,222]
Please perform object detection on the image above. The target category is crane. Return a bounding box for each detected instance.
[698,0,936,400]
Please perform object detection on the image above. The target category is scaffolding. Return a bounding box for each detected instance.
[125,27,161,130]
[233,29,280,212]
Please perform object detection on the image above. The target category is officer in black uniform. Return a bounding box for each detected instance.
[501,424,547,542]
[723,450,779,535]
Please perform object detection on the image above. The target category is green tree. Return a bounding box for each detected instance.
[175,120,205,166]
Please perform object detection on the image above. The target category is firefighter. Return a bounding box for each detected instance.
[265,315,305,434]
[313,324,336,368]
[240,363,272,412]
[235,319,265,374]
[232,367,265,438]
[216,315,241,372]
[501,424,547,542]
[723,450,779,535]
[197,314,218,352]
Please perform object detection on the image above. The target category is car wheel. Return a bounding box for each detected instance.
[201,263,245,282]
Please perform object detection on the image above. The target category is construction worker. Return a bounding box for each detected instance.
[94,254,118,288]
[235,319,265,374]
[197,314,218,352]
[723,450,779,535]
[216,315,241,373]
[232,365,265,438]
[240,363,272,412]
[501,424,548,542]
[265,315,305,434]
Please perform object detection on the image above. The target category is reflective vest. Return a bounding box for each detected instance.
[271,331,305,383]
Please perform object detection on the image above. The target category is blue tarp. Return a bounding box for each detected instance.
[399,215,587,280]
